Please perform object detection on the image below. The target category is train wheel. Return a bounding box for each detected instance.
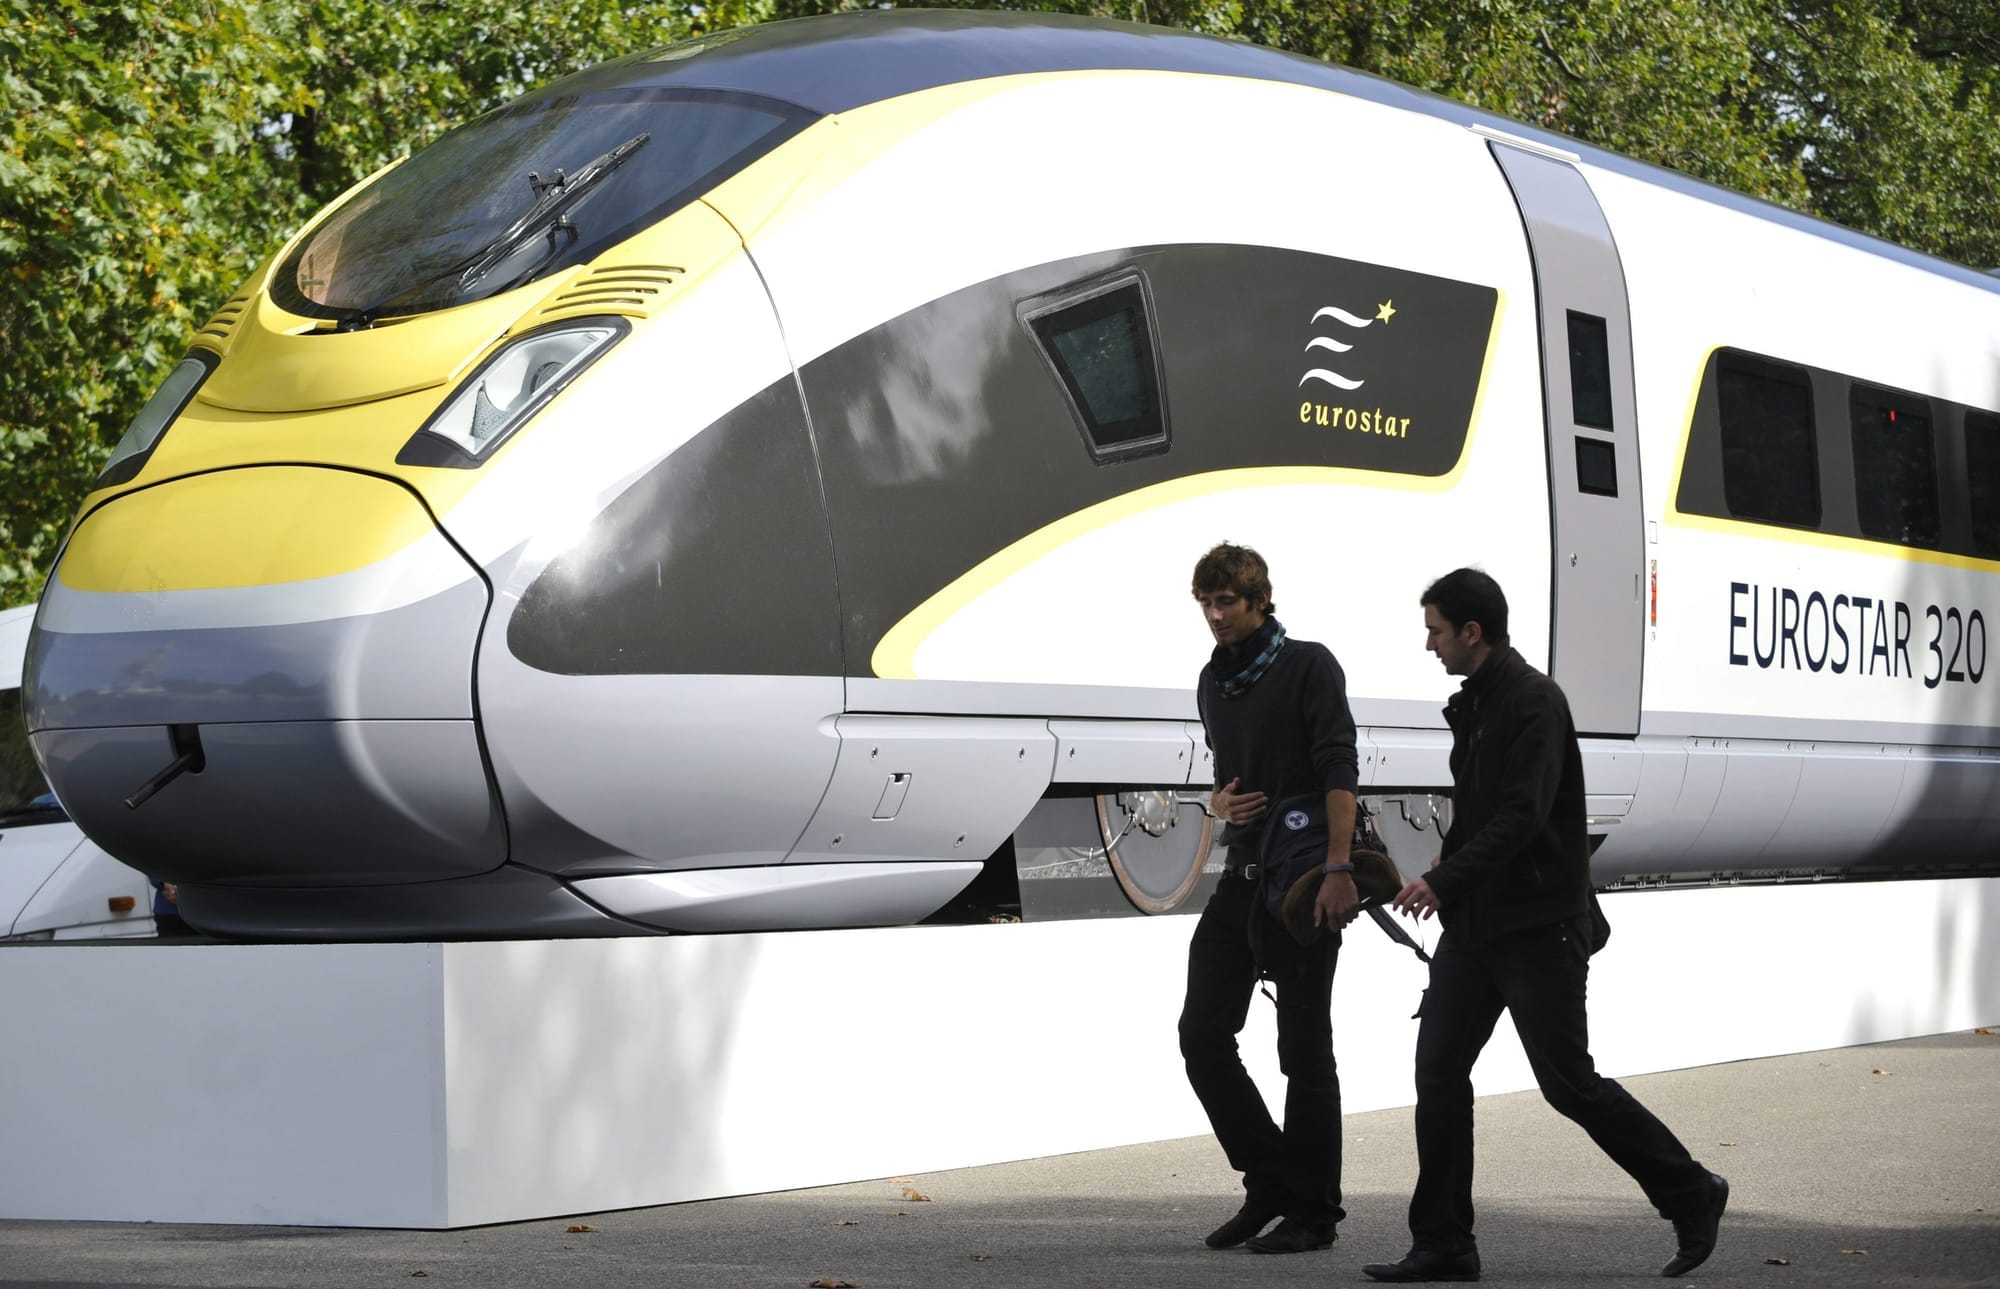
[1096,790,1214,914]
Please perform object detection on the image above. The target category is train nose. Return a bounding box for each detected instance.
[23,466,501,887]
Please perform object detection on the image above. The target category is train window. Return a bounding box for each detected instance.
[1566,311,1614,430]
[1574,436,1617,496]
[1717,352,1819,527]
[1968,411,2000,557]
[272,87,814,324]
[1851,385,1940,547]
[1022,275,1169,462]
[0,687,65,826]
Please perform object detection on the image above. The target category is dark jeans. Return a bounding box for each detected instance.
[1409,920,1712,1254]
[1178,871,1344,1230]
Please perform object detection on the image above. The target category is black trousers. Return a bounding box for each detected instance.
[1178,871,1344,1229]
[1409,920,1712,1254]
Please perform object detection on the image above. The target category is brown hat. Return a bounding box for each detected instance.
[1279,848,1406,946]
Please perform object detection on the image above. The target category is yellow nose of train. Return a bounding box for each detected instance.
[28,464,504,906]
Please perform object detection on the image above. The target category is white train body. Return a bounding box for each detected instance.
[20,12,1999,938]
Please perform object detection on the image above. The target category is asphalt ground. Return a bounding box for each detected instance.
[2,1031,1995,1289]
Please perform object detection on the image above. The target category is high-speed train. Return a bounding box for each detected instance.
[1,605,157,941]
[22,10,2000,940]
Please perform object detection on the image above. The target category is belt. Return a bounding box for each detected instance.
[1221,861,1260,881]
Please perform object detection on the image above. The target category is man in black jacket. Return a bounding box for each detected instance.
[1361,569,1727,1284]
[1183,543,1361,1255]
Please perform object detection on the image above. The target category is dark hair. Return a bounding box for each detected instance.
[1421,567,1509,645]
[1191,543,1275,614]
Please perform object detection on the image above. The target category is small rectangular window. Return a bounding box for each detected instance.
[1851,385,1940,547]
[1968,411,2000,557]
[1023,276,1168,461]
[1566,311,1614,430]
[1717,352,1819,527]
[1574,436,1617,496]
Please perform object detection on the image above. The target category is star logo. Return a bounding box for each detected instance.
[1375,300,1397,324]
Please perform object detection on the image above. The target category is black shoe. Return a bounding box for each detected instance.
[1204,1204,1279,1249]
[1662,1172,1729,1277]
[1361,1248,1482,1282]
[1246,1217,1335,1253]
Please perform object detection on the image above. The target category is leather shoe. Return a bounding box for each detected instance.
[1361,1248,1482,1281]
[1203,1203,1279,1249]
[1246,1216,1335,1253]
[1662,1172,1729,1276]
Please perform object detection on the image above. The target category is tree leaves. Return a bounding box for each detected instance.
[1,0,302,603]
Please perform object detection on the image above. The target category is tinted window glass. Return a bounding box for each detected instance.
[1575,436,1617,496]
[1026,278,1167,458]
[1,688,64,825]
[1969,411,2000,557]
[274,88,808,323]
[1718,353,1818,526]
[1851,386,1940,547]
[1567,311,1614,430]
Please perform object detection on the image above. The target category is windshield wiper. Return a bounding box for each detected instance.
[457,132,651,291]
[336,132,651,330]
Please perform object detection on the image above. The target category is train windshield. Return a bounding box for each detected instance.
[275,87,811,324]
[1,688,64,827]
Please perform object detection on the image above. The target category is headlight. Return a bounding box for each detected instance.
[98,352,218,488]
[397,319,627,467]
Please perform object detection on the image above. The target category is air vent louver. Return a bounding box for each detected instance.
[532,264,686,324]
[194,292,254,349]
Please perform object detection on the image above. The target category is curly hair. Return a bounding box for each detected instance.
[1191,543,1275,614]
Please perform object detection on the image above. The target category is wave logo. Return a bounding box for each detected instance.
[1300,300,1397,391]
[1284,809,1311,831]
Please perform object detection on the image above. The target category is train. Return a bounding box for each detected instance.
[1,605,157,941]
[20,10,2000,941]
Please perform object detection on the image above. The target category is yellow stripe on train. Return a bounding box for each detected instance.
[57,467,436,593]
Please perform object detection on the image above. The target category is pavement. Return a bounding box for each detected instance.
[2,1030,1996,1288]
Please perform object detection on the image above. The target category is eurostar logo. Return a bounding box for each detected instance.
[1297,299,1411,439]
[1299,300,1395,392]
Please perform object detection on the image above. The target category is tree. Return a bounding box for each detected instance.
[0,0,302,605]
[0,0,729,608]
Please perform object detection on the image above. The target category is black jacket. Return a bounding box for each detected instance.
[1196,638,1360,850]
[1425,645,1593,942]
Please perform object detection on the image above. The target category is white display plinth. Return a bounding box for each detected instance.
[2,877,1994,1228]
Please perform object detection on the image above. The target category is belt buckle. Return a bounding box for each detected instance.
[1240,862,1259,881]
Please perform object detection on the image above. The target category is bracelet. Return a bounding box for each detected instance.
[1321,862,1355,875]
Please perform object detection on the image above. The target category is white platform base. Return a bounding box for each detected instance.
[2,877,1995,1228]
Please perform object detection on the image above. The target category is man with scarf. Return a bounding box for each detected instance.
[1183,543,1361,1255]
[1360,568,1726,1283]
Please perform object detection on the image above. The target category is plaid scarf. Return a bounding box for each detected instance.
[1213,616,1287,698]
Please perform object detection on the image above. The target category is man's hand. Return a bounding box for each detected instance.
[1210,777,1268,827]
[1392,876,1442,922]
[1314,871,1360,929]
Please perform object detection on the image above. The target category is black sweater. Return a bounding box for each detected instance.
[1197,637,1361,849]
[1426,646,1593,941]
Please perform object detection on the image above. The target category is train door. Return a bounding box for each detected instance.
[1486,137,1645,737]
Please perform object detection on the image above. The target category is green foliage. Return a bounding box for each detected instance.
[0,0,720,608]
[0,0,301,606]
[5,1,1999,609]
